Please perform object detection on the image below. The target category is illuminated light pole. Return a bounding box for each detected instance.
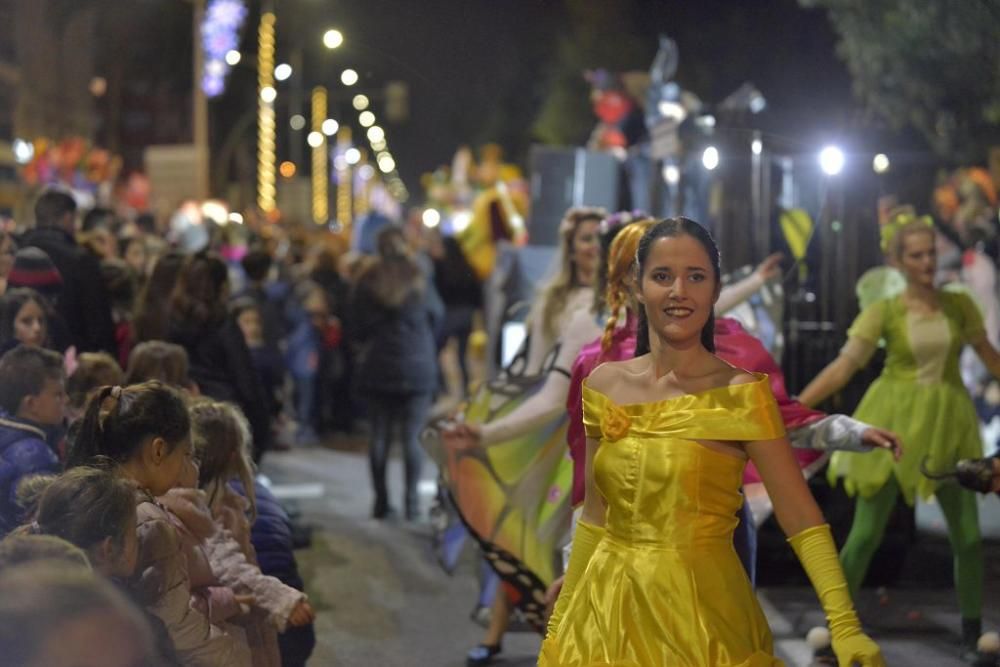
[192,0,209,199]
[336,126,353,230]
[311,86,329,224]
[256,11,277,214]
[354,151,372,218]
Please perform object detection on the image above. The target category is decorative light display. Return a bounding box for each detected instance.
[336,126,353,229]
[200,0,249,97]
[354,151,372,218]
[311,87,329,224]
[256,12,277,213]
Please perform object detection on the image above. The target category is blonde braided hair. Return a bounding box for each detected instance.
[600,219,656,356]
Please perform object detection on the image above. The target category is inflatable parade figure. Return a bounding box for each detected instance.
[584,70,647,155]
[454,145,528,283]
[541,218,884,667]
[799,209,1000,665]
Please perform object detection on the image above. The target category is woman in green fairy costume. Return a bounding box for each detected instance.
[800,210,1000,664]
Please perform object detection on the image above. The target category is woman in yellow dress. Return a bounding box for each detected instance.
[541,218,883,667]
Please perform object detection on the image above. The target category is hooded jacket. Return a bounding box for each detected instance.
[0,411,59,536]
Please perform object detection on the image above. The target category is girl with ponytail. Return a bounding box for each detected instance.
[67,381,250,666]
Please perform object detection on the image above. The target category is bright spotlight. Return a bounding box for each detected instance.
[289,114,306,131]
[307,131,323,148]
[751,139,763,155]
[658,101,687,123]
[702,146,719,171]
[274,63,292,81]
[321,118,339,136]
[370,139,387,152]
[225,50,241,66]
[359,111,376,127]
[451,210,472,233]
[12,139,34,164]
[367,126,385,143]
[663,164,680,185]
[228,212,244,225]
[345,147,361,165]
[872,153,890,174]
[260,86,277,103]
[695,114,716,129]
[340,69,359,86]
[353,94,370,110]
[819,145,845,176]
[422,209,441,228]
[323,29,343,49]
[200,200,228,224]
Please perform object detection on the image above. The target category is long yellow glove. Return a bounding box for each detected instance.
[788,524,886,667]
[546,520,604,637]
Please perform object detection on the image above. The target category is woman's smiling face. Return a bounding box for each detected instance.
[637,234,718,347]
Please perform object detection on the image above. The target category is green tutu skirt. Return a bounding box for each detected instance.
[828,377,984,504]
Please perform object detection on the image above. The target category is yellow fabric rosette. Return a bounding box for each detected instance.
[600,403,631,441]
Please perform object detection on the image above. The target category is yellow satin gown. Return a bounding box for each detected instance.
[540,374,786,667]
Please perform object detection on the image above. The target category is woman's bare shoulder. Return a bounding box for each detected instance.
[711,357,758,388]
[587,356,646,393]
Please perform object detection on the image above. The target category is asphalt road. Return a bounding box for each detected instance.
[261,444,1000,667]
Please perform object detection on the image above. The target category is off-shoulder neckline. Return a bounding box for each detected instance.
[582,372,768,411]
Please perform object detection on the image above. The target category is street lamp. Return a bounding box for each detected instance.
[323,29,343,49]
[341,69,359,86]
[321,118,339,136]
[359,111,375,127]
[274,63,292,81]
[353,94,370,110]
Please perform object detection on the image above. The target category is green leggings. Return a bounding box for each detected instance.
[839,475,982,619]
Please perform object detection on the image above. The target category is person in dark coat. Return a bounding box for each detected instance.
[429,232,482,396]
[165,251,273,460]
[351,226,443,520]
[19,191,116,354]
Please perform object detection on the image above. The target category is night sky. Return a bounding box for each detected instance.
[94,0,860,201]
[266,0,856,189]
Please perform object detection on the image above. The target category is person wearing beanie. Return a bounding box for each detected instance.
[6,248,73,353]
[7,248,63,300]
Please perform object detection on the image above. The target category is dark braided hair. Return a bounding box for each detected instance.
[634,218,721,357]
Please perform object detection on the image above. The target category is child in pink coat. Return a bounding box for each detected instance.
[189,398,315,667]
